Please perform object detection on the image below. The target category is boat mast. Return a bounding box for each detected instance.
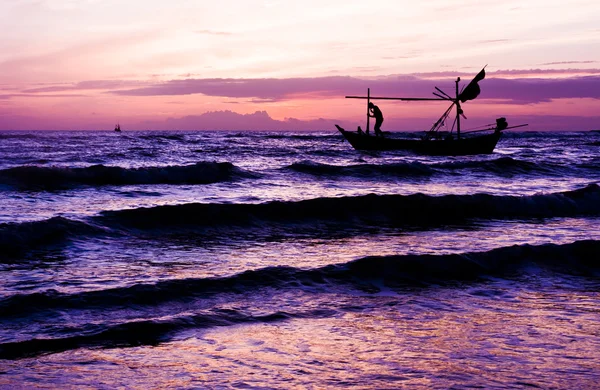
[455,77,461,139]
[366,88,370,133]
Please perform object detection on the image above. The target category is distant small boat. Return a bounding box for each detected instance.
[337,67,527,156]
[114,123,121,132]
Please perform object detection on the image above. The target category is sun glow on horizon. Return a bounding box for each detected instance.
[1,0,599,130]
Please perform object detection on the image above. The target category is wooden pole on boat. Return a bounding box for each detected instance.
[455,77,461,139]
[462,123,529,134]
[346,96,447,101]
[366,88,370,134]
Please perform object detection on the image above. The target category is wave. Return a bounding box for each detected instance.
[436,156,558,174]
[263,133,341,140]
[0,162,257,190]
[287,160,434,177]
[97,183,600,230]
[0,309,299,359]
[2,239,598,317]
[285,157,569,179]
[0,133,40,140]
[3,184,599,257]
[1,239,597,359]
[0,217,106,257]
[138,134,186,141]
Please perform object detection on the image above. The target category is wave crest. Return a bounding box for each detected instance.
[285,157,565,179]
[2,239,598,319]
[288,160,434,177]
[1,239,597,358]
[0,162,257,190]
[2,184,599,257]
[0,217,105,257]
[98,184,600,229]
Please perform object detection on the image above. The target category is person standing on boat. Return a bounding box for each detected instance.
[368,102,384,136]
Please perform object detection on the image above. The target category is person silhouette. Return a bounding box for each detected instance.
[368,102,384,136]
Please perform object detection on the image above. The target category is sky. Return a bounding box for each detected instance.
[1,0,599,131]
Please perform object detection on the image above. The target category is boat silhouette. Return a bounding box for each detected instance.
[336,67,527,155]
[114,123,121,132]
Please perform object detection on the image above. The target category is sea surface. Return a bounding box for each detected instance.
[0,130,599,389]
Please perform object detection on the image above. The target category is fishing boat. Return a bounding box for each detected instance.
[336,67,527,155]
[114,123,121,132]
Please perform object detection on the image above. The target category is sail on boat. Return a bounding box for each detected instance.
[335,67,527,155]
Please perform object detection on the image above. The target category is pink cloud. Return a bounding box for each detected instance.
[193,30,233,36]
[477,39,514,44]
[539,61,597,66]
[0,93,88,99]
[488,69,600,77]
[22,80,150,93]
[410,69,600,78]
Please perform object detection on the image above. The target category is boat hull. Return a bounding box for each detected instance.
[336,125,501,156]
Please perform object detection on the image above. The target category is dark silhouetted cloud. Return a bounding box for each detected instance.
[108,72,600,105]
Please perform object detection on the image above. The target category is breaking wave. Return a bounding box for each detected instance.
[0,162,257,190]
[2,184,599,257]
[97,183,600,229]
[0,309,300,359]
[436,156,557,174]
[286,157,576,178]
[0,217,106,257]
[287,160,434,177]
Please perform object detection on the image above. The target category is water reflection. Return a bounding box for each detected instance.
[3,279,599,388]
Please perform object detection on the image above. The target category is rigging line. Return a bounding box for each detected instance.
[435,86,452,99]
[429,103,455,132]
[461,121,501,132]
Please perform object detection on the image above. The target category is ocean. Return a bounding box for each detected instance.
[0,130,599,388]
